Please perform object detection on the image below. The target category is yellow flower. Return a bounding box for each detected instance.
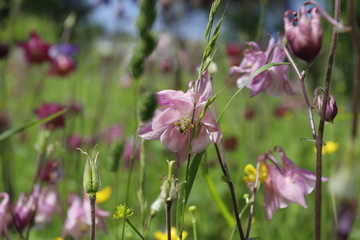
[154,227,188,240]
[96,186,112,204]
[113,204,134,219]
[54,238,64,240]
[243,163,268,183]
[313,141,339,155]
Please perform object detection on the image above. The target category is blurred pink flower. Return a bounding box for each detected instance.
[69,134,83,150]
[230,37,293,97]
[137,71,221,165]
[34,102,65,130]
[260,148,327,220]
[62,194,109,240]
[48,44,79,77]
[37,159,63,184]
[284,6,322,62]
[13,188,38,233]
[35,185,60,224]
[19,31,51,64]
[103,125,123,145]
[123,138,140,169]
[0,193,11,239]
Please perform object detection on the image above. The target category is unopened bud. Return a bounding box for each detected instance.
[284,6,322,62]
[79,149,101,196]
[317,94,338,123]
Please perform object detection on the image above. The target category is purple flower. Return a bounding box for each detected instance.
[35,185,60,224]
[68,134,83,150]
[230,37,293,97]
[0,193,11,239]
[258,148,327,220]
[284,6,322,62]
[137,71,222,165]
[19,32,51,64]
[34,102,65,130]
[62,194,109,240]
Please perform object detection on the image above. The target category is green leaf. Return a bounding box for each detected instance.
[0,109,67,142]
[217,62,290,123]
[176,151,204,236]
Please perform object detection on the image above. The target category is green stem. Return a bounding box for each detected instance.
[203,173,235,227]
[126,219,146,240]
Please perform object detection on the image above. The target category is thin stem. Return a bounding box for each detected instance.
[214,143,245,240]
[126,219,146,240]
[348,0,360,141]
[304,1,350,32]
[315,1,341,239]
[166,200,173,240]
[283,46,317,139]
[90,195,96,240]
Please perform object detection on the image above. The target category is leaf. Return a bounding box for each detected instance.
[217,62,290,123]
[0,109,67,142]
[176,151,204,235]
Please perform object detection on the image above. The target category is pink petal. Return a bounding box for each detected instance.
[160,127,190,153]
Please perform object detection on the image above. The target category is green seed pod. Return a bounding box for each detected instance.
[80,149,101,197]
[140,91,158,122]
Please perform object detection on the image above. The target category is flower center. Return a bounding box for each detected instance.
[174,118,194,135]
[243,163,268,183]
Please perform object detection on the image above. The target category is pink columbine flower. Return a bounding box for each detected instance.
[0,193,11,239]
[62,194,109,240]
[137,71,221,165]
[35,185,60,224]
[230,37,293,97]
[19,31,51,64]
[259,148,327,220]
[284,6,322,63]
[13,187,39,233]
[34,102,65,130]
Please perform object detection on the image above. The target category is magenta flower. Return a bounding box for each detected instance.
[259,148,327,220]
[19,32,51,64]
[62,194,109,240]
[34,102,65,130]
[35,185,60,224]
[137,71,221,165]
[68,134,83,150]
[0,193,11,239]
[230,37,293,97]
[284,6,322,62]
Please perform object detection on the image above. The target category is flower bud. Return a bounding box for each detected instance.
[79,149,101,196]
[284,6,322,62]
[316,94,338,123]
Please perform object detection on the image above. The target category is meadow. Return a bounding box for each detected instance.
[0,0,359,239]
